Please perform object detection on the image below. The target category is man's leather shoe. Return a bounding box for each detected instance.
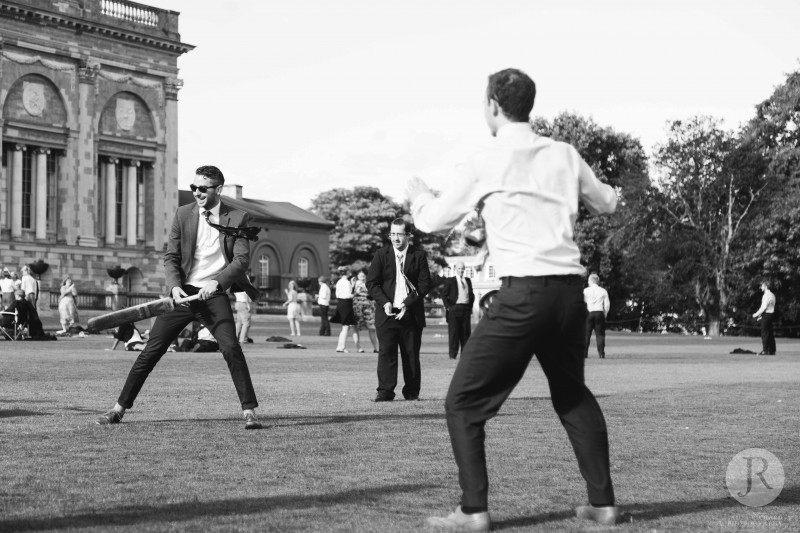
[758,351,775,356]
[576,504,620,525]
[404,395,420,401]
[96,410,122,425]
[427,506,490,532]
[244,412,263,430]
[373,394,393,402]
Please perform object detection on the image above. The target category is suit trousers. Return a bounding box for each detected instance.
[318,305,331,336]
[448,304,472,358]
[585,311,606,357]
[117,287,259,410]
[376,316,422,399]
[445,275,614,510]
[761,313,776,354]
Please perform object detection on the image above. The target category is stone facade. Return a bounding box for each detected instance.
[0,0,192,299]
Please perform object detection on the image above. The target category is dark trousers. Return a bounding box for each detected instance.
[585,311,606,357]
[376,316,422,399]
[761,313,776,354]
[448,304,472,358]
[445,275,614,510]
[117,287,258,410]
[319,305,331,336]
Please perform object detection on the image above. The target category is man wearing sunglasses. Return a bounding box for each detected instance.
[97,165,264,430]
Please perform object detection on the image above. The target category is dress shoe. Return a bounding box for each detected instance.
[576,504,620,525]
[96,410,123,425]
[404,395,420,401]
[427,506,490,532]
[373,394,394,402]
[758,351,775,356]
[336,349,348,353]
[244,412,263,430]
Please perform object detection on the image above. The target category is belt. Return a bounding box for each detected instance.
[500,275,583,287]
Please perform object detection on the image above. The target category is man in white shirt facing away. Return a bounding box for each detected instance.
[317,276,332,336]
[753,281,776,355]
[584,274,610,359]
[408,68,620,531]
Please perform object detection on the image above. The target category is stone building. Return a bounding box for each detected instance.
[1,1,334,309]
[0,0,193,299]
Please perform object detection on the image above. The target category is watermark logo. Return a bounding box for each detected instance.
[726,448,784,507]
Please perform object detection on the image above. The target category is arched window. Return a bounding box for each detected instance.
[259,255,269,287]
[298,257,308,278]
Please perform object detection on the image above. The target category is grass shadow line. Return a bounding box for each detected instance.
[0,409,50,419]
[0,483,438,531]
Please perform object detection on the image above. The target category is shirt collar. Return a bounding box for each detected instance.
[201,202,221,218]
[495,122,536,140]
[394,246,408,261]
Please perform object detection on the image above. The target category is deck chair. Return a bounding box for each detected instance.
[0,309,25,340]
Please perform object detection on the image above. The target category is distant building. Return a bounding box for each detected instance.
[0,0,193,298]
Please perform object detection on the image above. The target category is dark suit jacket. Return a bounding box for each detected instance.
[441,276,475,312]
[164,201,260,300]
[366,245,431,329]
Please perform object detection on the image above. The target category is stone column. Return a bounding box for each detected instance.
[11,144,25,239]
[77,59,99,246]
[105,158,118,246]
[126,160,139,246]
[35,147,49,240]
[157,78,183,250]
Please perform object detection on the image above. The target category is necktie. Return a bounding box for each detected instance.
[203,210,261,241]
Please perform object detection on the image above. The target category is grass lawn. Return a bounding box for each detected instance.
[1,321,798,532]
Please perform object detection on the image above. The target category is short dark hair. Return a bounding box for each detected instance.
[196,165,225,185]
[390,218,411,233]
[486,68,536,122]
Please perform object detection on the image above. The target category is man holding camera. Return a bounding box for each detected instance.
[366,218,431,402]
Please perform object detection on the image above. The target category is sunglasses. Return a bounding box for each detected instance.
[190,184,219,193]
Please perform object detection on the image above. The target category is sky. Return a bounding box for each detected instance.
[143,0,800,210]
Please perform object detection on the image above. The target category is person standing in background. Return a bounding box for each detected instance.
[283,280,302,337]
[584,274,610,359]
[317,276,331,336]
[0,269,15,309]
[334,268,358,352]
[20,266,39,307]
[234,290,253,344]
[753,281,776,355]
[441,262,475,360]
[58,276,79,333]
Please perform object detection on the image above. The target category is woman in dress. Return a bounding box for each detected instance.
[58,276,79,333]
[334,268,358,353]
[352,270,379,353]
[283,280,302,336]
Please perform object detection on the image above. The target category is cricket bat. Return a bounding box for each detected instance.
[87,294,201,333]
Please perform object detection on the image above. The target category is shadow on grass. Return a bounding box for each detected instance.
[493,486,799,529]
[0,409,50,418]
[0,483,438,531]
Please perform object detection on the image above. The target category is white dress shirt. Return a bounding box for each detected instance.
[186,203,227,288]
[411,123,617,277]
[335,277,353,299]
[393,248,408,308]
[756,289,776,315]
[584,284,610,314]
[317,283,331,306]
[456,276,470,304]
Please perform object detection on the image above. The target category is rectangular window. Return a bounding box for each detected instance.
[488,265,496,279]
[46,152,58,232]
[259,255,270,287]
[298,257,309,278]
[115,164,124,237]
[21,149,32,229]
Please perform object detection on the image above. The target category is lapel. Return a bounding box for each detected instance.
[187,204,199,260]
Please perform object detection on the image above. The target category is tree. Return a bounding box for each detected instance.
[647,116,771,336]
[532,112,652,322]
[310,187,403,268]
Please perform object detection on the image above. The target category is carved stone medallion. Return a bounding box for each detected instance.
[115,98,136,131]
[22,82,46,116]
